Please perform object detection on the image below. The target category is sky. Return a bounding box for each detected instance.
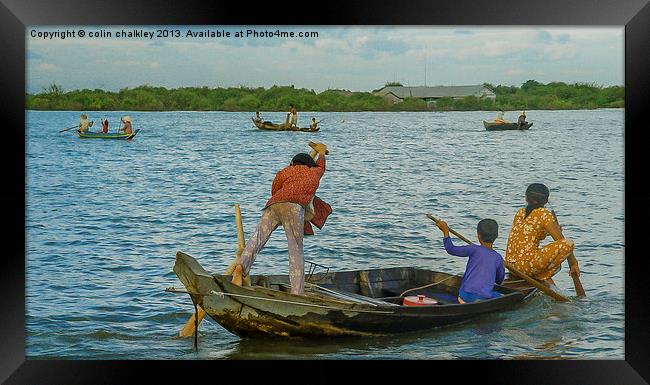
[26,26,624,94]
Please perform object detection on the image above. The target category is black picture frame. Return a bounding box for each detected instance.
[2,0,648,383]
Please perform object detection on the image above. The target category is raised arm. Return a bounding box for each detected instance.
[443,237,473,257]
[312,153,326,178]
[434,219,472,257]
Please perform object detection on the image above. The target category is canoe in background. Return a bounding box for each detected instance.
[252,118,319,132]
[484,121,533,131]
[78,129,141,139]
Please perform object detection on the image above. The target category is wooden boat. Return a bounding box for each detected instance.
[172,251,537,338]
[78,129,140,140]
[483,121,533,131]
[252,118,319,132]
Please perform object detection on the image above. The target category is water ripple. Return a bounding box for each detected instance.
[26,110,624,359]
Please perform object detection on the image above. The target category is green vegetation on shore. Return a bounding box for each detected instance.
[26,80,624,111]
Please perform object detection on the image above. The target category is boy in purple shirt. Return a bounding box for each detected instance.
[434,218,505,304]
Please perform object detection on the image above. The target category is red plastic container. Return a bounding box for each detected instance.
[403,294,438,306]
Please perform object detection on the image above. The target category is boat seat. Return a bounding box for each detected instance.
[252,275,273,288]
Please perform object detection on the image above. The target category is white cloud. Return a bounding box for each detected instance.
[504,68,525,76]
[25,26,624,93]
[37,63,59,72]
[544,44,576,60]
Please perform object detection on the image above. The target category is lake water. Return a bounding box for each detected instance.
[26,109,624,359]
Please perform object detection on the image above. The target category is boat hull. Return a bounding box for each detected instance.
[252,118,319,132]
[173,251,537,338]
[483,121,533,131]
[78,129,140,139]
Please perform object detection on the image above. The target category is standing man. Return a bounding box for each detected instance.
[494,110,506,124]
[289,104,298,128]
[231,142,332,295]
[77,114,94,133]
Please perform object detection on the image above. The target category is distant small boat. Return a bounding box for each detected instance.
[78,129,141,140]
[252,118,319,132]
[483,121,533,131]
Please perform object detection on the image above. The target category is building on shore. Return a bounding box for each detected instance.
[374,85,496,106]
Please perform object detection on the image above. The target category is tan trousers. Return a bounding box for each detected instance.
[238,202,305,294]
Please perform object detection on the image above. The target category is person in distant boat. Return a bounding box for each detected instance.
[77,114,94,133]
[255,111,263,123]
[100,118,109,134]
[517,111,527,127]
[231,142,332,295]
[289,104,298,128]
[119,116,133,135]
[505,183,579,287]
[494,110,506,124]
[310,118,318,131]
[434,218,505,304]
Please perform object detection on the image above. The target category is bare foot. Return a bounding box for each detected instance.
[231,265,243,286]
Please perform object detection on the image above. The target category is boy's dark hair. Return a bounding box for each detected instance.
[477,219,498,243]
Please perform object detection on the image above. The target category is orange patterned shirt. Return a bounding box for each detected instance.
[505,207,555,262]
[505,207,575,279]
[265,155,326,209]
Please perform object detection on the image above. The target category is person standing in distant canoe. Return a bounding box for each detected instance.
[289,104,298,128]
[231,142,332,295]
[255,111,263,123]
[310,118,318,131]
[119,116,133,135]
[494,110,506,124]
[505,183,579,286]
[77,114,94,133]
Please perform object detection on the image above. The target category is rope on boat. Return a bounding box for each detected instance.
[399,275,457,298]
[304,282,378,307]
[209,290,394,314]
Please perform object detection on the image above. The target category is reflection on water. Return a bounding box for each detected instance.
[26,109,624,359]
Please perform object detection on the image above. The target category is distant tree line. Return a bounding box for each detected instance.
[26,80,624,112]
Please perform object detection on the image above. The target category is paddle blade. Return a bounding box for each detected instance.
[571,273,586,297]
[179,307,206,338]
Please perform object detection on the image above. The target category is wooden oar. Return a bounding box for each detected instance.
[425,213,569,302]
[179,204,248,338]
[550,209,586,297]
[59,125,78,133]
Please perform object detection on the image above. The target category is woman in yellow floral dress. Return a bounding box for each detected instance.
[505,183,580,285]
